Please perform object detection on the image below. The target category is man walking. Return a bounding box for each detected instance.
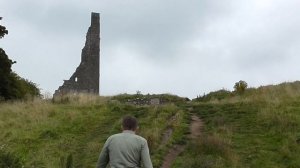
[96,116,153,168]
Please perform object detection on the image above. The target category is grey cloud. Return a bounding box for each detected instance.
[101,0,234,61]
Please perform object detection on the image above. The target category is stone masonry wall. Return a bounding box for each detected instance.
[54,12,100,97]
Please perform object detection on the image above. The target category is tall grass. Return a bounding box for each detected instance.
[0,94,188,167]
[196,81,300,104]
[173,132,239,168]
[2,82,300,167]
[187,82,300,167]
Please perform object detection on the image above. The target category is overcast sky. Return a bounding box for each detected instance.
[1,0,300,98]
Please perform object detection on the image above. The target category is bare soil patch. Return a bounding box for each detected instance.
[189,115,203,139]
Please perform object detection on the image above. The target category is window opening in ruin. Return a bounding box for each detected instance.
[75,77,78,82]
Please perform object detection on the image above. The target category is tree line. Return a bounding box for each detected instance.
[0,17,40,100]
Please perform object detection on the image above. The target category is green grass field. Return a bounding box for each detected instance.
[0,95,189,167]
[1,82,300,168]
[173,82,300,168]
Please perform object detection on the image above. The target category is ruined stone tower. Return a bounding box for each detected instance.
[54,12,100,97]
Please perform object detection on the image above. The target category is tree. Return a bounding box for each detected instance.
[0,17,13,74]
[0,17,14,99]
[0,17,8,38]
[234,80,248,94]
[0,17,40,100]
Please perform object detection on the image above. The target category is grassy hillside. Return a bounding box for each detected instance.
[174,82,300,168]
[1,82,300,168]
[0,94,189,167]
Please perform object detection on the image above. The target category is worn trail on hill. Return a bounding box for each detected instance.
[161,114,203,168]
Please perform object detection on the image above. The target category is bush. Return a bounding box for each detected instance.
[234,80,248,94]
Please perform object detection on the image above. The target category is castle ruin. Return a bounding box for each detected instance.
[54,12,100,97]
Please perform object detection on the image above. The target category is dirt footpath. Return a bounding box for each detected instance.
[161,114,203,168]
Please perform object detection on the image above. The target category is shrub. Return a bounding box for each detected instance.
[234,80,248,94]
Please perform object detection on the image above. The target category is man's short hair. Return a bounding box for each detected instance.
[122,116,138,130]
